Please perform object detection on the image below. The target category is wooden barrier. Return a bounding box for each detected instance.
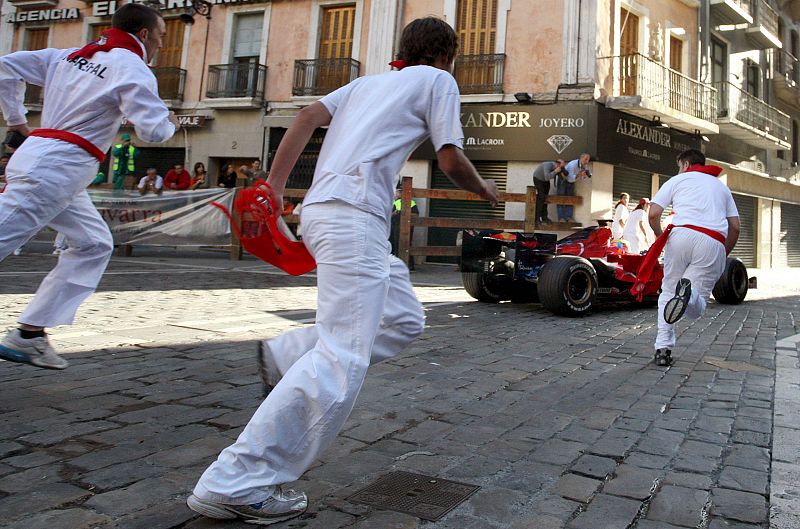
[396,176,582,266]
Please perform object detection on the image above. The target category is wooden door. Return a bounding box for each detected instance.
[669,36,683,72]
[669,35,683,111]
[620,8,639,96]
[25,28,48,50]
[317,5,356,92]
[157,18,185,68]
[455,0,498,91]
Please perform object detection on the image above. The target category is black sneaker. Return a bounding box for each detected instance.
[654,348,672,366]
[664,278,692,324]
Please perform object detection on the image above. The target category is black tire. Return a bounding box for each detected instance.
[462,271,509,303]
[538,256,598,316]
[712,257,749,305]
[510,283,539,303]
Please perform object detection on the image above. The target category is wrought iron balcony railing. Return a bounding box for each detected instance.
[292,58,360,97]
[24,83,43,106]
[752,0,778,37]
[713,81,791,142]
[152,67,186,101]
[206,62,266,99]
[453,54,505,94]
[777,49,799,85]
[599,53,718,123]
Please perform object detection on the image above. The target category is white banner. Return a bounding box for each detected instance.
[88,188,235,246]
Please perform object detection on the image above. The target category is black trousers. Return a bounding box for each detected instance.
[534,179,550,221]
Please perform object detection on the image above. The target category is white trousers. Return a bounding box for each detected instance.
[0,137,113,328]
[655,228,726,350]
[194,201,425,504]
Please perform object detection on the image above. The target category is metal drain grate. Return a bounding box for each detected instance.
[348,471,480,521]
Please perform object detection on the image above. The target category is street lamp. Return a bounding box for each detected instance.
[179,0,212,24]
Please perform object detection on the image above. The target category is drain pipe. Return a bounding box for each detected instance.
[699,0,711,83]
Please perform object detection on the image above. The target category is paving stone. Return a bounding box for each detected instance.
[663,471,713,490]
[603,465,660,500]
[84,476,185,517]
[724,444,770,472]
[636,429,685,456]
[717,466,768,495]
[530,439,587,466]
[2,508,112,529]
[553,473,601,503]
[635,521,687,529]
[570,454,617,479]
[0,482,92,522]
[588,429,639,458]
[711,488,768,524]
[646,485,709,528]
[0,463,65,493]
[707,519,762,529]
[625,451,671,470]
[0,441,24,459]
[2,450,59,469]
[566,494,641,529]
[468,487,528,525]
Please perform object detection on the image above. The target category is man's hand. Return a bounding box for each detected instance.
[480,179,499,207]
[9,123,30,136]
[168,112,180,129]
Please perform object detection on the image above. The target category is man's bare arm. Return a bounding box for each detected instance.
[266,102,332,205]
[648,204,665,237]
[436,145,498,205]
[725,216,740,255]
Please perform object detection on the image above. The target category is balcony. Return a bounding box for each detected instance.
[152,67,186,105]
[205,62,266,109]
[710,0,753,25]
[24,83,43,110]
[292,58,360,97]
[453,54,505,95]
[599,53,719,135]
[7,0,57,8]
[774,50,800,105]
[714,81,791,149]
[746,0,781,49]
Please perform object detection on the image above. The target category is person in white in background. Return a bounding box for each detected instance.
[0,3,179,370]
[622,198,652,254]
[186,17,498,525]
[643,149,740,367]
[611,192,629,239]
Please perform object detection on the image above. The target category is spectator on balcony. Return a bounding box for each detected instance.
[532,159,566,224]
[239,159,267,187]
[611,192,629,239]
[190,162,207,189]
[217,163,237,188]
[164,162,190,190]
[558,152,591,223]
[137,167,163,195]
[112,133,139,190]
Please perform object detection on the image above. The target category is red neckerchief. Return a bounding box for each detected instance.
[67,29,144,62]
[686,164,724,177]
[389,60,408,70]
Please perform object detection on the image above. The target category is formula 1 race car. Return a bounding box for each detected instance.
[460,226,750,316]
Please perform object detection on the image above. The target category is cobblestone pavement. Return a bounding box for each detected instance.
[0,245,799,529]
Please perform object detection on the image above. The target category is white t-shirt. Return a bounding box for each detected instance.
[305,65,464,219]
[611,203,629,239]
[652,170,739,236]
[137,175,163,190]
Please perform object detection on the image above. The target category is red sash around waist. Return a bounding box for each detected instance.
[631,224,726,300]
[29,129,106,163]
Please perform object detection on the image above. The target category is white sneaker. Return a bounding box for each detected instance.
[52,249,62,255]
[0,329,68,369]
[12,248,21,256]
[186,486,308,525]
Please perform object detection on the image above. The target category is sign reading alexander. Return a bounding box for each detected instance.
[595,107,701,174]
[7,8,80,23]
[413,103,597,161]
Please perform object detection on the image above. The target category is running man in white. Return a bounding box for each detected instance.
[0,4,178,369]
[187,17,499,525]
[646,149,740,366]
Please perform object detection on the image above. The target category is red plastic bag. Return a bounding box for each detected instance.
[213,180,316,276]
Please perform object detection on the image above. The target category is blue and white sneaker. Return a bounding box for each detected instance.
[0,328,68,370]
[187,486,308,525]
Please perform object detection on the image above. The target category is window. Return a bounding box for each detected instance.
[456,0,497,56]
[24,27,48,51]
[233,13,263,64]
[619,8,639,96]
[157,18,185,68]
[744,59,759,97]
[318,5,355,59]
[669,35,683,72]
[711,37,727,115]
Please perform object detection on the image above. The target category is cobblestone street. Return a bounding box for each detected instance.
[1,245,799,529]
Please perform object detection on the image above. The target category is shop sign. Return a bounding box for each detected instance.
[176,115,207,128]
[595,107,702,175]
[7,7,80,23]
[92,0,265,16]
[413,103,597,161]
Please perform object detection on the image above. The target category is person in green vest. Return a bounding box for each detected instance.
[111,133,139,189]
[390,187,419,270]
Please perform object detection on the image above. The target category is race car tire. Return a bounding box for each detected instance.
[712,257,749,305]
[462,272,508,303]
[510,283,539,303]
[538,256,598,316]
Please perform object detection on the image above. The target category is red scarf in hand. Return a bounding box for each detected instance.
[67,28,144,62]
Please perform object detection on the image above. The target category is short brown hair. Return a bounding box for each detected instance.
[396,17,458,66]
[112,3,162,34]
